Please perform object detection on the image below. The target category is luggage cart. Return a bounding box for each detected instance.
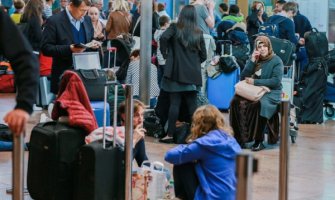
[281,59,299,143]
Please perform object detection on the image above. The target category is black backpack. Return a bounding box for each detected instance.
[304,28,329,58]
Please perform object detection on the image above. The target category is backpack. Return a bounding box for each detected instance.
[227,29,249,45]
[258,16,286,37]
[304,28,329,58]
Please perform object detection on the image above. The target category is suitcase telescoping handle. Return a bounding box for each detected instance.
[107,47,117,69]
[102,82,134,200]
[13,133,25,200]
[102,81,117,149]
[217,40,233,56]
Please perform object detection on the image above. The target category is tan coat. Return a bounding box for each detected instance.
[105,11,132,40]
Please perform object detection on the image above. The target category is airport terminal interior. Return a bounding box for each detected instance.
[1,94,335,199]
[1,0,335,199]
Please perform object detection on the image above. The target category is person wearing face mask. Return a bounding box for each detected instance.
[229,36,283,151]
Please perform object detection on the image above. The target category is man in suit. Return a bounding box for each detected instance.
[41,0,99,94]
[0,9,39,135]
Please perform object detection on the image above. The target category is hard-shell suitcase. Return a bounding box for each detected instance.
[207,40,240,110]
[268,36,296,66]
[91,101,111,127]
[74,83,133,200]
[27,121,86,200]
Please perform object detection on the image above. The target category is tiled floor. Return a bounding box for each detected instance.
[1,93,335,199]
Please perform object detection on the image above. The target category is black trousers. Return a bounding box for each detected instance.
[173,163,199,200]
[167,91,197,137]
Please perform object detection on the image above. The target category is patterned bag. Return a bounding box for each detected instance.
[132,161,168,200]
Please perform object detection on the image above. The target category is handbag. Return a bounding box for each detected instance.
[219,55,239,73]
[235,80,270,101]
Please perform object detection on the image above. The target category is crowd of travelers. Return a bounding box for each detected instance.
[1,0,333,199]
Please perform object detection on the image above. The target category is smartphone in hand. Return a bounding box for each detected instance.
[73,43,87,48]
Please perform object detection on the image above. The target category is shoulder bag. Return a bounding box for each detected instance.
[235,80,270,101]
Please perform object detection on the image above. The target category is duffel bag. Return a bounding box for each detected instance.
[304,28,329,58]
[75,69,107,101]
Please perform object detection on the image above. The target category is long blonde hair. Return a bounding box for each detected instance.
[188,105,232,142]
[112,0,129,12]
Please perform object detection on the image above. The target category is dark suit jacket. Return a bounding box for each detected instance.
[41,11,94,94]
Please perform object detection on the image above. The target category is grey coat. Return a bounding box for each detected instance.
[241,55,283,119]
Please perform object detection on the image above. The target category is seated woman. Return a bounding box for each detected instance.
[165,105,241,200]
[230,36,283,151]
[86,99,148,167]
[118,99,149,166]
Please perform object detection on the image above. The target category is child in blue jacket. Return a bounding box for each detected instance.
[165,105,241,200]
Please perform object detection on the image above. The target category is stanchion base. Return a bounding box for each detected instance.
[5,187,29,194]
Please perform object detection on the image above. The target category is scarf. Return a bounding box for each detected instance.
[254,36,274,73]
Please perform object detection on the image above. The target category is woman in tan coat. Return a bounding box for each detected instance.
[105,0,132,40]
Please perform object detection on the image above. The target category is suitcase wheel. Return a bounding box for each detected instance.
[290,129,297,144]
[324,105,335,118]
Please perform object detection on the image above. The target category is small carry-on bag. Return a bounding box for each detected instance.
[73,52,107,101]
[74,83,134,200]
[27,122,86,200]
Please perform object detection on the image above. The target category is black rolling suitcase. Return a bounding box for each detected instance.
[27,121,86,200]
[74,83,133,200]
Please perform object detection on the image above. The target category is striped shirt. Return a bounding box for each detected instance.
[125,59,160,98]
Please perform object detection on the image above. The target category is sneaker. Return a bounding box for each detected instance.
[40,113,52,123]
[159,135,174,144]
[251,142,265,151]
[48,103,54,118]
